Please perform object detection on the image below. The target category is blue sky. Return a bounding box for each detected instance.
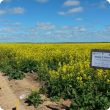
[0,0,110,43]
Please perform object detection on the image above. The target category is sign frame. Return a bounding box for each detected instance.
[90,49,110,70]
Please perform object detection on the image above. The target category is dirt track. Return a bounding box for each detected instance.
[0,70,72,110]
[0,70,26,110]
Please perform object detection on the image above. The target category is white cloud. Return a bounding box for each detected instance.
[57,12,66,15]
[47,25,58,30]
[0,0,12,3]
[0,10,6,16]
[55,30,70,34]
[67,7,83,13]
[0,23,110,43]
[46,32,51,35]
[0,28,19,32]
[80,28,87,31]
[36,22,51,27]
[92,21,99,24]
[60,26,71,30]
[76,18,83,21]
[0,7,25,16]
[107,25,110,29]
[73,25,87,32]
[90,3,97,6]
[4,22,22,26]
[98,1,107,9]
[57,11,76,17]
[86,25,93,28]
[0,19,4,22]
[6,20,11,23]
[35,0,49,3]
[62,0,80,7]
[7,7,25,14]
[4,0,11,3]
[23,23,59,33]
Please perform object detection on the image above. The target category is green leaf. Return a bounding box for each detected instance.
[31,70,34,73]
[40,100,43,104]
[104,97,108,103]
[72,88,76,94]
[89,100,93,104]
[80,107,85,110]
[100,96,104,101]
[107,102,110,106]
[35,103,39,108]
[72,101,78,106]
[31,98,35,103]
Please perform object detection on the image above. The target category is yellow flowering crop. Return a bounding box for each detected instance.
[107,79,110,84]
[36,89,39,93]
[88,76,91,81]
[0,43,110,90]
[83,74,87,78]
[76,77,80,81]
[32,89,35,92]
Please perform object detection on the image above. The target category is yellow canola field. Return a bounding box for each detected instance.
[0,43,110,86]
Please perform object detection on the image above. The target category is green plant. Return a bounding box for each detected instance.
[19,59,38,73]
[36,73,47,81]
[50,96,60,102]
[46,56,60,71]
[2,67,25,80]
[39,84,47,94]
[69,84,110,110]
[0,48,16,60]
[8,59,18,69]
[26,91,43,108]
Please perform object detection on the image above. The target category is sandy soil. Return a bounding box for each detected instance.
[0,70,72,110]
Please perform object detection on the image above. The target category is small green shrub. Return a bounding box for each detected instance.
[26,90,43,108]
[39,85,47,94]
[2,67,25,80]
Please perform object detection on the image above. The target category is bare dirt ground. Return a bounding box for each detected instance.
[0,70,72,110]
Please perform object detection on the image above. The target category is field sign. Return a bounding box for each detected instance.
[3,77,6,80]
[2,77,6,92]
[19,94,25,99]
[90,49,110,70]
[16,94,25,110]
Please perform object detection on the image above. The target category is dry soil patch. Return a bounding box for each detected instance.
[0,70,72,110]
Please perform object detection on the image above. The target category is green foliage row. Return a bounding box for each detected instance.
[36,58,110,110]
[1,66,25,80]
[19,59,39,73]
[1,49,110,110]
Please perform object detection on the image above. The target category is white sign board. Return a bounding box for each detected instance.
[91,49,110,69]
[19,94,25,99]
[92,52,110,68]
[3,77,6,80]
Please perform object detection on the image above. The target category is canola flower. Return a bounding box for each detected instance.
[83,74,87,79]
[104,75,107,79]
[107,79,110,84]
[83,83,86,86]
[32,89,35,92]
[32,89,39,93]
[88,76,91,81]
[0,43,110,97]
